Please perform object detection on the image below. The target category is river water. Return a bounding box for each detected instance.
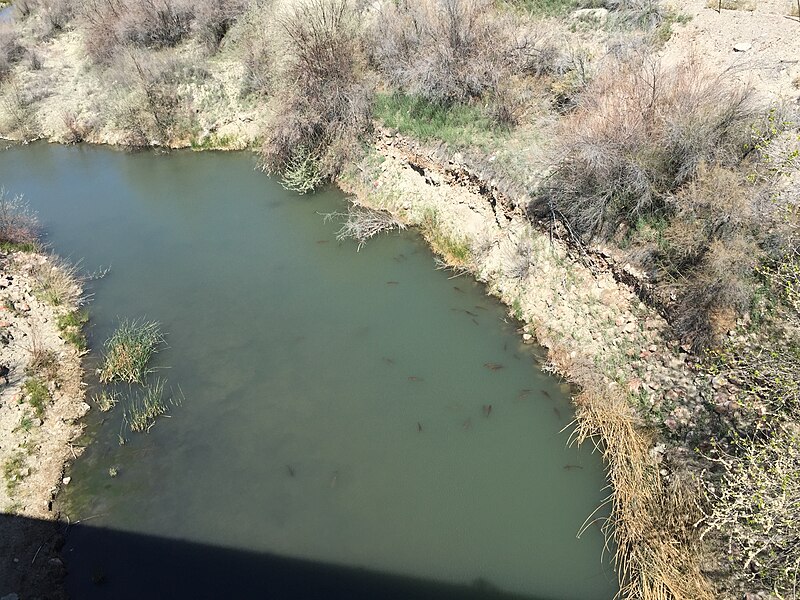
[0,143,616,599]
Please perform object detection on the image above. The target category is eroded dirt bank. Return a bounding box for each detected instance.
[339,130,741,599]
[0,250,88,600]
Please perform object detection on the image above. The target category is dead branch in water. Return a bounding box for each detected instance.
[324,204,405,251]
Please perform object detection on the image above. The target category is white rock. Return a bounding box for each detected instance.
[62,476,71,485]
[2,593,20,600]
[733,42,752,52]
[571,7,609,21]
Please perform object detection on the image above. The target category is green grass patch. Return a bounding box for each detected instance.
[57,309,89,350]
[374,93,498,148]
[0,240,38,253]
[3,452,27,495]
[23,377,51,418]
[99,319,164,384]
[501,0,580,17]
[124,379,172,433]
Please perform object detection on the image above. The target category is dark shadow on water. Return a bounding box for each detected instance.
[0,513,552,600]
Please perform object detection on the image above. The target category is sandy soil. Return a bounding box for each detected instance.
[662,0,800,101]
[0,251,88,599]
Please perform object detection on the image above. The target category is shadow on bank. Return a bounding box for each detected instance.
[1,513,552,600]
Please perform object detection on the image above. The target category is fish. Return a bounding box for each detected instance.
[453,286,464,293]
[316,240,329,244]
[286,465,295,477]
[483,362,504,371]
[417,422,423,433]
[393,253,407,262]
[541,389,552,400]
[474,305,487,311]
[563,464,583,471]
[483,404,492,417]
[552,407,562,420]
[464,310,478,317]
[471,318,479,326]
[517,389,532,400]
[382,357,395,365]
[462,418,472,430]
[386,281,399,285]
[408,376,423,382]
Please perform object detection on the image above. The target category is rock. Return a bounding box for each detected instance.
[14,301,30,312]
[571,7,609,21]
[1,592,20,600]
[733,42,752,52]
[62,476,71,485]
[623,322,637,334]
[522,333,533,342]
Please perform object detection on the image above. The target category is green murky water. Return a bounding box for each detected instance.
[0,143,616,599]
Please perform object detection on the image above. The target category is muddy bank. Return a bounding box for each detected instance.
[0,250,88,599]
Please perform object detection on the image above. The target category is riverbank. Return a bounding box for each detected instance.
[0,0,798,597]
[0,249,88,599]
[339,130,719,599]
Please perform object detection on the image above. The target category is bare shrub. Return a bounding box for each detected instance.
[260,0,372,189]
[0,24,26,82]
[193,0,245,52]
[109,51,195,145]
[78,0,196,63]
[542,52,759,240]
[0,188,38,248]
[367,0,559,108]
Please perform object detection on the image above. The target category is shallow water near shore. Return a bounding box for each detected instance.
[0,143,616,599]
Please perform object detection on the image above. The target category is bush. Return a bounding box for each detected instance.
[0,24,26,83]
[79,0,243,63]
[704,430,800,597]
[259,0,372,190]
[109,51,195,145]
[541,52,759,240]
[0,188,38,249]
[366,0,559,110]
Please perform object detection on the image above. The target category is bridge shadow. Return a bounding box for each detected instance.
[1,513,550,600]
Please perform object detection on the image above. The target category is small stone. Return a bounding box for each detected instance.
[522,333,533,342]
[1,593,20,600]
[15,302,30,312]
[623,322,637,334]
[733,42,752,52]
[62,476,71,485]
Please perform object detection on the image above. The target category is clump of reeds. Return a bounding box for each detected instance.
[123,378,169,432]
[99,319,164,384]
[92,390,119,412]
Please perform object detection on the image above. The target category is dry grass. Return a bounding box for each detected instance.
[570,383,715,600]
[31,255,82,307]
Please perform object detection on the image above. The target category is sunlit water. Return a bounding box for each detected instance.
[0,144,616,599]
